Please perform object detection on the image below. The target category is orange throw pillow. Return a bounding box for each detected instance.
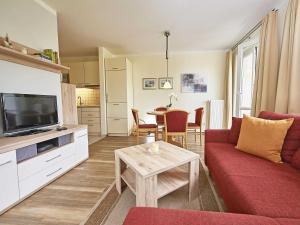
[236,115,294,163]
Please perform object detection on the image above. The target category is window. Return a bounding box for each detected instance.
[236,38,259,117]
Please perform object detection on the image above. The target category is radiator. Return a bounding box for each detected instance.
[207,100,224,129]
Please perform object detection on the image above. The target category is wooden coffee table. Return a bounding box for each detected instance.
[114,141,200,207]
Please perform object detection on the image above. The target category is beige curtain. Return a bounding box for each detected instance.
[223,49,237,128]
[251,11,279,116]
[275,0,300,114]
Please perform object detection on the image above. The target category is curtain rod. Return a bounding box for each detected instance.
[231,8,278,50]
[231,20,262,50]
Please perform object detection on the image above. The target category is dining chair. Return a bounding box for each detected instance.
[132,109,158,144]
[163,110,189,148]
[155,106,167,125]
[187,107,204,145]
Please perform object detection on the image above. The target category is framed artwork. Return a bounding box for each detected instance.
[181,73,207,93]
[159,77,173,89]
[143,78,157,90]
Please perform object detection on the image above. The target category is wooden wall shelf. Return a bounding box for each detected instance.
[0,46,69,74]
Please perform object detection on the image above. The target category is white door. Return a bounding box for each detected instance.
[236,38,259,117]
[75,131,89,163]
[0,151,19,211]
[69,62,85,85]
[106,70,127,102]
[84,61,99,85]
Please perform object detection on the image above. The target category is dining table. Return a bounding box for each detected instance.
[147,111,166,116]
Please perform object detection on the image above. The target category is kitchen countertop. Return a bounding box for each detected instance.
[77,105,100,108]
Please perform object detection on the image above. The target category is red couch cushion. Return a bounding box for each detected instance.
[123,207,282,225]
[138,124,157,129]
[205,143,300,218]
[228,117,242,144]
[258,111,300,163]
[291,149,300,170]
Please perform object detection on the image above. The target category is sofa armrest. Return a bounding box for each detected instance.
[205,129,230,143]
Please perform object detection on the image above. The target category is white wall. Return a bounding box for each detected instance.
[0,0,62,132]
[0,61,63,125]
[99,47,114,135]
[0,0,59,52]
[127,51,226,127]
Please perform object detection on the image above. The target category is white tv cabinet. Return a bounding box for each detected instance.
[0,125,88,214]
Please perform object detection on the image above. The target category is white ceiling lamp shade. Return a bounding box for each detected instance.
[162,31,172,89]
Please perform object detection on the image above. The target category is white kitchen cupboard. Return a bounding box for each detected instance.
[74,130,89,164]
[68,62,85,84]
[0,151,19,212]
[66,61,99,86]
[105,57,133,136]
[78,107,101,135]
[84,61,99,85]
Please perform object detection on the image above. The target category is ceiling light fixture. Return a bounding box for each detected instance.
[162,31,172,89]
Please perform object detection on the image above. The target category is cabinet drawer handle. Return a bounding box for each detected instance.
[88,120,94,122]
[77,134,87,138]
[0,160,12,167]
[112,67,119,70]
[46,168,62,177]
[114,119,121,121]
[87,114,93,116]
[45,154,62,163]
[113,104,119,106]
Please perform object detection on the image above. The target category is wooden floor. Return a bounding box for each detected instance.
[0,134,203,225]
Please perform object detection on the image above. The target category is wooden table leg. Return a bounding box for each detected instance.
[136,174,158,207]
[115,153,126,194]
[189,159,200,201]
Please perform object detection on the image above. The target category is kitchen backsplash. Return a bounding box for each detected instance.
[76,88,100,106]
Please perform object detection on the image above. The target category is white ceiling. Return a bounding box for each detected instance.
[44,0,285,56]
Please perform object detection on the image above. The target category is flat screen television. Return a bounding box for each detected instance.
[0,93,58,134]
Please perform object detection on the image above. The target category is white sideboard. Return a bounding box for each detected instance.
[0,125,88,214]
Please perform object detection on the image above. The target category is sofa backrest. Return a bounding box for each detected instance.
[258,111,300,163]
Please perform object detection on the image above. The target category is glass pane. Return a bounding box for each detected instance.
[241,47,255,108]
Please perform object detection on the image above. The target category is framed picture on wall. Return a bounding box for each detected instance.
[159,78,173,89]
[181,73,207,93]
[143,78,157,90]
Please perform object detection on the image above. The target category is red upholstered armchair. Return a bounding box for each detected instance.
[164,110,189,148]
[132,109,158,143]
[188,107,204,145]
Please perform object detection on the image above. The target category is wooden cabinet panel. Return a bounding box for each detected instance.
[61,83,78,125]
[105,58,126,70]
[106,70,127,102]
[0,151,19,211]
[69,62,84,84]
[84,61,99,85]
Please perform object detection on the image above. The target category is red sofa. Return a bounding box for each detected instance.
[123,112,300,225]
[205,111,300,219]
[123,207,300,225]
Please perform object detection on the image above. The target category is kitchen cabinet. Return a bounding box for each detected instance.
[105,57,133,136]
[0,151,19,212]
[84,61,99,85]
[68,62,85,84]
[77,107,101,135]
[67,61,99,86]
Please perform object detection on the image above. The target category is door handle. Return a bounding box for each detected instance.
[46,168,62,177]
[0,160,12,167]
[45,155,62,163]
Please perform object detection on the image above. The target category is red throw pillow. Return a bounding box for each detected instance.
[291,149,300,170]
[229,117,242,145]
